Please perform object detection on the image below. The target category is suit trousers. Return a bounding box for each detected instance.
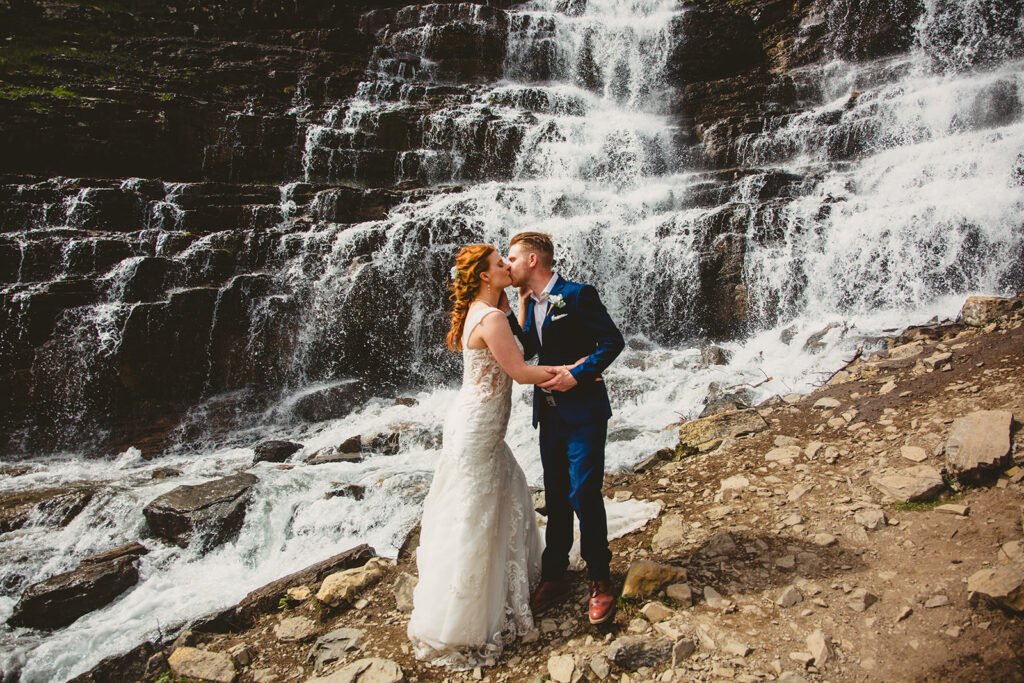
[538,399,611,581]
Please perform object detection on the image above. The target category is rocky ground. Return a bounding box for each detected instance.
[67,294,1024,683]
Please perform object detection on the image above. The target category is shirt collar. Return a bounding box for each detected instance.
[531,273,559,302]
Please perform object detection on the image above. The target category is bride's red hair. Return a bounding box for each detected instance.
[447,244,495,352]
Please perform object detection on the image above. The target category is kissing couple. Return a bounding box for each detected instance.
[406,232,626,669]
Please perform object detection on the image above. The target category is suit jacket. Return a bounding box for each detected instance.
[510,276,625,427]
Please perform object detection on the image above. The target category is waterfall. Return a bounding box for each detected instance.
[2,0,1024,679]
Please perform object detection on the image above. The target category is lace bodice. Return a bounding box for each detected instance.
[461,305,516,404]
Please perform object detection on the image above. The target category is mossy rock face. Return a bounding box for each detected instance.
[676,408,768,456]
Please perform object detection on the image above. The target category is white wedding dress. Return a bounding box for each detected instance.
[407,304,543,669]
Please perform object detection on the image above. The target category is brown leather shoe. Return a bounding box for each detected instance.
[530,579,571,615]
[588,579,616,625]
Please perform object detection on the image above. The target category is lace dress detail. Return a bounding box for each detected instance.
[407,305,542,669]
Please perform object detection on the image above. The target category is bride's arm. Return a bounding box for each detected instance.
[478,311,557,385]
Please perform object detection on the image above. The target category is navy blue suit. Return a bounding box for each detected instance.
[509,275,625,581]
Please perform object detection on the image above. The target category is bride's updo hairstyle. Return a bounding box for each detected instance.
[447,244,496,352]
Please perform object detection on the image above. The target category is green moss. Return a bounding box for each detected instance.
[0,84,83,101]
[159,92,175,101]
[889,494,960,513]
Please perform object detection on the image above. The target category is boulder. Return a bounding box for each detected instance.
[698,390,752,419]
[143,473,258,550]
[253,440,303,464]
[292,381,369,423]
[677,409,767,456]
[652,514,686,551]
[305,657,404,683]
[701,531,738,557]
[307,627,366,673]
[548,654,575,683]
[967,563,1024,612]
[307,449,365,466]
[719,475,750,501]
[606,635,673,670]
[776,586,803,608]
[666,583,693,607]
[393,572,416,613]
[8,556,139,629]
[855,508,887,531]
[870,466,945,502]
[81,542,149,564]
[326,484,367,500]
[945,410,1013,480]
[275,616,319,643]
[0,486,94,534]
[806,630,834,668]
[960,295,1023,326]
[317,557,389,607]
[234,545,374,627]
[699,345,732,367]
[168,647,236,683]
[622,560,686,599]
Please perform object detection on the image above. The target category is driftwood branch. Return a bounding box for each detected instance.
[820,345,863,386]
[725,368,773,391]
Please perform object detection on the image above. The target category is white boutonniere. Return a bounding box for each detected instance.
[548,293,566,309]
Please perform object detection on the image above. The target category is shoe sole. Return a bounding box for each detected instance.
[589,605,616,625]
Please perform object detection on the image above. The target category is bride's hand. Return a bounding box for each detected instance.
[571,356,588,368]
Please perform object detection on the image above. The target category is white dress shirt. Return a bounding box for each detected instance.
[531,273,559,346]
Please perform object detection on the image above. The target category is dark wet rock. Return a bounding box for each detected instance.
[0,486,94,534]
[119,257,185,303]
[66,188,145,232]
[7,555,140,629]
[339,435,362,454]
[608,426,642,443]
[306,449,365,466]
[253,440,303,464]
[825,0,924,61]
[804,322,842,353]
[394,397,418,407]
[699,391,753,419]
[668,8,764,86]
[368,431,400,455]
[326,484,366,501]
[968,78,1022,130]
[143,473,258,550]
[232,544,375,629]
[292,381,369,424]
[699,344,732,367]
[632,448,674,474]
[82,542,149,565]
[152,467,182,479]
[66,640,158,683]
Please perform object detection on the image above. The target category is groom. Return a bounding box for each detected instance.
[503,232,625,625]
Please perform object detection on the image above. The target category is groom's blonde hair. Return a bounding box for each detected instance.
[509,232,554,269]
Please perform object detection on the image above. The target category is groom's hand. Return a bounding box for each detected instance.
[538,365,577,392]
[497,290,511,313]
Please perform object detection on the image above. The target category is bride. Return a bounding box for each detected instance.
[407,244,559,668]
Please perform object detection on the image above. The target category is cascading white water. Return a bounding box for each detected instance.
[3,0,1024,680]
